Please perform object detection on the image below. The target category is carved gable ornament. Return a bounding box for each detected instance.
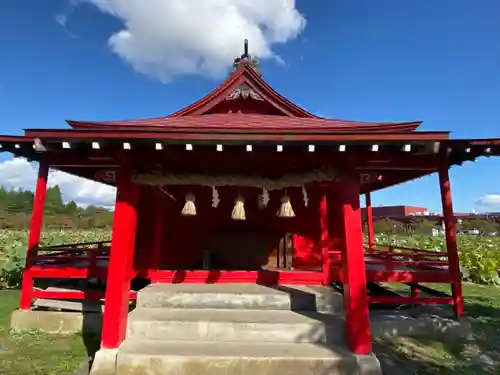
[226,84,264,101]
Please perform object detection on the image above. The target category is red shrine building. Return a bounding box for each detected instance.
[2,41,500,356]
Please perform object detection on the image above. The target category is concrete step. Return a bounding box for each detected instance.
[127,308,346,344]
[137,283,343,313]
[116,340,382,375]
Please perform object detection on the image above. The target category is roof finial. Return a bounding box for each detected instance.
[233,39,260,75]
[243,39,249,57]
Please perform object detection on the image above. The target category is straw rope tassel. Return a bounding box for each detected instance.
[258,188,270,210]
[181,192,196,216]
[301,185,309,207]
[278,193,295,218]
[211,186,220,208]
[232,196,246,220]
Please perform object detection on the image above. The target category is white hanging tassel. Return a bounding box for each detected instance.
[277,194,295,218]
[181,192,196,216]
[211,186,220,208]
[258,188,270,209]
[301,185,309,207]
[231,195,246,220]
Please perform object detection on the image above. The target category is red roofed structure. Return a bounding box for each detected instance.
[2,40,500,361]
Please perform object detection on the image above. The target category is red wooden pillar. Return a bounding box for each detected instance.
[438,162,464,318]
[320,193,331,285]
[19,159,49,310]
[365,192,375,252]
[101,168,140,349]
[340,172,372,354]
[151,188,165,278]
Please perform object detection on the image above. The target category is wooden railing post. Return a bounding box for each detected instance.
[387,246,394,275]
[101,168,140,349]
[365,193,375,252]
[20,159,49,310]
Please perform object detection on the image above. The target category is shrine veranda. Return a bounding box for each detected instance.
[1,44,500,356]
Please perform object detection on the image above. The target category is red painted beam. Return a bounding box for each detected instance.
[145,270,324,284]
[28,266,107,279]
[31,290,137,300]
[369,296,454,305]
[24,128,451,142]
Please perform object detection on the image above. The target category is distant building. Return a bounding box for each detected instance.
[362,205,500,225]
[362,205,429,219]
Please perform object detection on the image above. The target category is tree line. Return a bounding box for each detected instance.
[0,185,113,229]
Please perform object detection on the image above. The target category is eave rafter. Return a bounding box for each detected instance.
[1,133,499,193]
[22,129,449,142]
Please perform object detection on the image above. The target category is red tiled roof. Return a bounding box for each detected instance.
[67,114,422,133]
[66,64,422,133]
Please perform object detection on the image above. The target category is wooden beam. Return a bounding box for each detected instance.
[24,128,451,142]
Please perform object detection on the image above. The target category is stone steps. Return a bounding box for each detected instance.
[127,307,346,344]
[116,340,380,375]
[137,283,344,313]
[90,284,382,375]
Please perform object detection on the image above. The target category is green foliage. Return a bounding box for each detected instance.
[0,242,26,289]
[0,184,113,229]
[44,186,65,214]
[375,234,500,285]
[0,229,111,289]
[460,219,499,234]
[410,218,439,235]
[373,219,405,234]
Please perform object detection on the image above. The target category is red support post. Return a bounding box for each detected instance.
[101,168,140,349]
[340,172,372,354]
[152,188,165,274]
[320,194,331,285]
[19,159,49,310]
[438,161,464,318]
[365,192,375,252]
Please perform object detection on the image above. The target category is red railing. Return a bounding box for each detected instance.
[325,243,455,306]
[24,240,122,303]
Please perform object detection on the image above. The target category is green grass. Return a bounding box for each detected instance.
[374,282,500,374]
[0,284,499,374]
[0,290,98,375]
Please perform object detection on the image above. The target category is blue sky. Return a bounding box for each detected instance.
[1,0,499,212]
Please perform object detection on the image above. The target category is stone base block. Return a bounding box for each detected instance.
[10,309,102,335]
[89,348,118,375]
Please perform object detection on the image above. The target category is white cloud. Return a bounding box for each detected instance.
[61,0,306,82]
[55,13,68,27]
[474,194,500,212]
[0,158,116,208]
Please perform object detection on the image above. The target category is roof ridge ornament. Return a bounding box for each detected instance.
[233,39,261,75]
[226,83,264,101]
